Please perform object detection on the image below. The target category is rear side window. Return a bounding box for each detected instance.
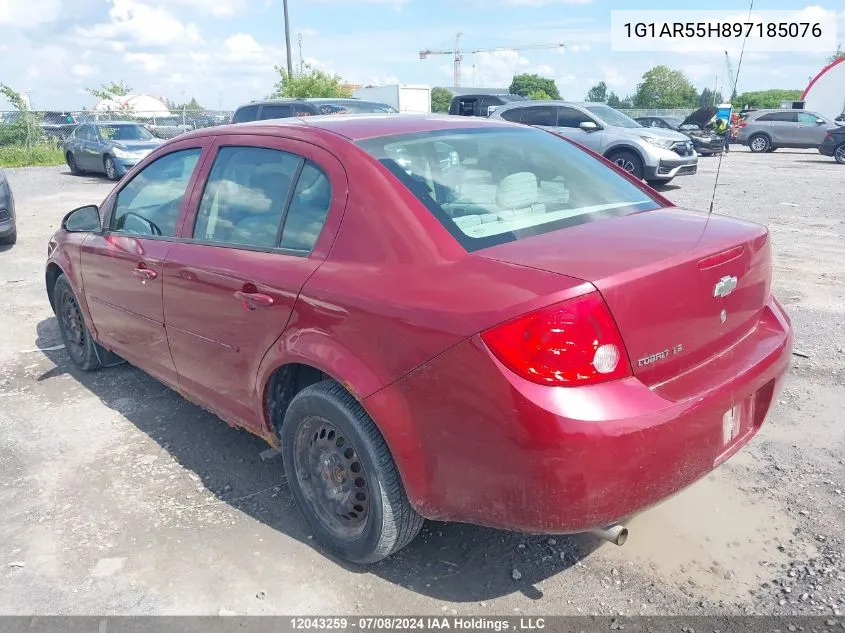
[280,162,332,251]
[111,149,202,237]
[757,112,797,122]
[261,104,293,120]
[232,105,259,123]
[357,127,660,252]
[193,147,301,248]
[517,106,557,127]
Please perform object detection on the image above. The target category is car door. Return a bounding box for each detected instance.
[162,134,345,431]
[552,106,606,152]
[796,112,830,146]
[79,139,211,386]
[76,125,98,171]
[757,111,798,145]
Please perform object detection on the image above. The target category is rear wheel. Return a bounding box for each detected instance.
[67,153,81,175]
[749,134,771,153]
[834,143,845,164]
[606,150,643,180]
[53,275,102,371]
[281,380,423,564]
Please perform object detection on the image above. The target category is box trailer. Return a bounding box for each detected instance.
[353,85,431,114]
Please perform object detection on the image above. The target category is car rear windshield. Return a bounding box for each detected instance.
[357,127,662,252]
[99,125,155,141]
[315,102,397,115]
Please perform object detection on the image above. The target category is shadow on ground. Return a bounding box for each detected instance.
[34,317,602,602]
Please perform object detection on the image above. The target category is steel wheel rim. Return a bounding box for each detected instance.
[751,137,766,151]
[835,146,845,163]
[615,157,635,173]
[106,158,116,179]
[60,291,86,362]
[293,416,370,540]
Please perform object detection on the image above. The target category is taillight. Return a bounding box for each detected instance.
[481,291,632,387]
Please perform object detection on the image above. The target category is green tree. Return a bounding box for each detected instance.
[509,73,560,100]
[733,89,803,109]
[87,80,133,103]
[827,45,844,64]
[528,89,552,101]
[270,64,352,98]
[633,66,698,108]
[166,96,205,111]
[586,81,608,103]
[430,87,452,113]
[698,87,723,107]
[606,92,623,108]
[0,84,44,147]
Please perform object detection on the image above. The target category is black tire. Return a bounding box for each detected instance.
[0,229,15,245]
[834,144,845,164]
[606,150,643,180]
[104,155,119,181]
[748,134,771,153]
[281,380,423,564]
[67,153,81,175]
[647,177,673,186]
[766,147,777,153]
[53,274,102,372]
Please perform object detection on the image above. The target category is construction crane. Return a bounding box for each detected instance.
[419,33,565,88]
[724,51,737,101]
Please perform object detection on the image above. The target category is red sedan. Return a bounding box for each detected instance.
[46,115,793,564]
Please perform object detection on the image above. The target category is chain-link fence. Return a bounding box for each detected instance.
[0,110,234,147]
[617,108,696,119]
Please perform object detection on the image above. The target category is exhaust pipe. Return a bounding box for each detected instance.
[589,524,628,546]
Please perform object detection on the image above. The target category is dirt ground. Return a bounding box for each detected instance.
[1,148,843,616]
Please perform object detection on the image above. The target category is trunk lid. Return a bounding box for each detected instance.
[479,208,772,387]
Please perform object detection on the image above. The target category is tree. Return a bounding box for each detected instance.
[633,66,698,108]
[586,81,608,103]
[166,96,205,111]
[270,64,352,98]
[733,89,803,109]
[528,89,552,100]
[827,45,844,64]
[606,92,623,108]
[431,87,452,113]
[87,80,132,103]
[0,84,44,147]
[698,87,723,107]
[509,73,560,100]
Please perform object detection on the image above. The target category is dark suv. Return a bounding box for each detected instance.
[820,125,845,164]
[231,98,396,123]
[449,93,526,117]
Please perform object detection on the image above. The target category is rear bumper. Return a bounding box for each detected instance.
[645,155,698,180]
[366,297,792,533]
[819,138,840,156]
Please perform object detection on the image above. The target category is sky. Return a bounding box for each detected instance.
[0,0,842,112]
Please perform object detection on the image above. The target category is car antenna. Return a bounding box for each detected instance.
[708,0,754,216]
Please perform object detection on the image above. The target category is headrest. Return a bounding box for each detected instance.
[496,172,539,210]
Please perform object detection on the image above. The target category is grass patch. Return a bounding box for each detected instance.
[0,144,65,168]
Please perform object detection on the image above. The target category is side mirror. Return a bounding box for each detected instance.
[62,205,101,233]
[487,106,499,116]
[816,118,825,125]
[580,121,599,132]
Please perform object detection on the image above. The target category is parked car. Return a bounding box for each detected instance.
[145,116,193,139]
[0,170,15,245]
[819,125,845,164]
[736,108,841,152]
[449,93,527,117]
[64,122,163,181]
[636,108,726,156]
[46,115,792,564]
[490,101,698,185]
[231,98,397,124]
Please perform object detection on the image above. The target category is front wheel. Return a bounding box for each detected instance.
[834,143,845,164]
[749,134,771,153]
[647,177,674,186]
[606,150,643,180]
[53,275,103,371]
[281,381,424,564]
[104,155,119,181]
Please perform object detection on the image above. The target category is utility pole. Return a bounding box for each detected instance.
[298,32,304,74]
[283,0,293,77]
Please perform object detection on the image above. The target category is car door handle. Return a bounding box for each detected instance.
[234,290,274,311]
[132,265,157,281]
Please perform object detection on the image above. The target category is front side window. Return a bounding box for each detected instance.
[556,107,593,128]
[458,99,477,116]
[193,146,301,248]
[111,149,202,237]
[758,112,797,122]
[499,108,522,123]
[358,127,660,252]
[797,112,823,124]
[584,105,642,128]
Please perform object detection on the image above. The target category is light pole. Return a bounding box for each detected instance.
[283,0,294,76]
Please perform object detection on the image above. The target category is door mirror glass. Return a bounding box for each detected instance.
[816,118,825,125]
[62,205,101,232]
[580,121,599,131]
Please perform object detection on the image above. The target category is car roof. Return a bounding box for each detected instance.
[237,98,383,107]
[183,114,516,142]
[91,121,144,126]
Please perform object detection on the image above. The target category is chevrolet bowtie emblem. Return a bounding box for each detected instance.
[714,275,738,298]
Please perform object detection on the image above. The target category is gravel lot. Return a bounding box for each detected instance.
[1,148,843,616]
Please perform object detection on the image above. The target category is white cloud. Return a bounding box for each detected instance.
[71,64,97,78]
[224,33,266,62]
[166,0,244,17]
[495,0,593,5]
[470,50,531,86]
[125,52,167,72]
[601,65,628,89]
[0,0,61,28]
[78,0,202,47]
